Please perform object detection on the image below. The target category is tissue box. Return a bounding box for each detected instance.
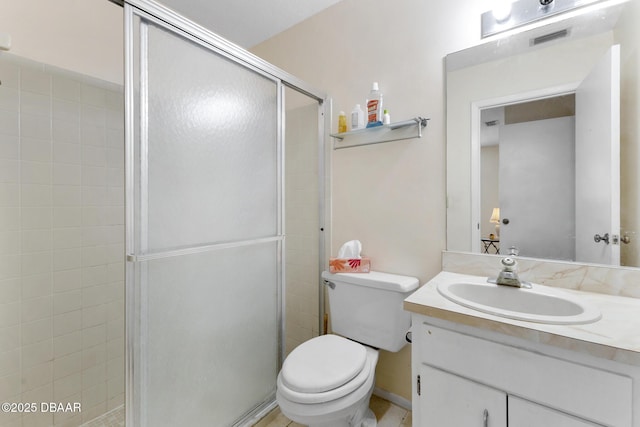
[329,257,371,273]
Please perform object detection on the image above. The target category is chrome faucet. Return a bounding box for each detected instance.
[490,257,531,288]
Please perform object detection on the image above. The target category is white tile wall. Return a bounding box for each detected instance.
[0,53,124,426]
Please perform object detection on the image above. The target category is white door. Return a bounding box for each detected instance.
[575,45,621,265]
[499,117,576,260]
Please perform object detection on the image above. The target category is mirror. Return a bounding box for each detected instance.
[446,0,640,267]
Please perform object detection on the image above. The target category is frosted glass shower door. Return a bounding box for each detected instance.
[125,6,283,427]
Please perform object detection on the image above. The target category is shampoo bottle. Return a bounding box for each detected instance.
[366,82,383,128]
[351,104,365,130]
[383,109,391,125]
[338,111,347,133]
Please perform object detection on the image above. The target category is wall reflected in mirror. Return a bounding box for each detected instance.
[446,0,639,267]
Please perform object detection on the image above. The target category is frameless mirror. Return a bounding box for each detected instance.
[446,0,639,267]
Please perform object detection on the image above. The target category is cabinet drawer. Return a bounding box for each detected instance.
[416,322,632,426]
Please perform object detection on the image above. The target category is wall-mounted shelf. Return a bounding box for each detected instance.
[330,117,429,150]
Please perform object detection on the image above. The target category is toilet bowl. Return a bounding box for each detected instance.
[276,334,379,427]
[276,271,419,427]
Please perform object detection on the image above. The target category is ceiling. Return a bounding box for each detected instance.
[155,0,343,48]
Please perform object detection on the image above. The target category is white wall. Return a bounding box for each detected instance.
[252,0,491,401]
[0,0,123,85]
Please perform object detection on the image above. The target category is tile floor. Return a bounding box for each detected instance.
[254,395,412,427]
[75,396,410,427]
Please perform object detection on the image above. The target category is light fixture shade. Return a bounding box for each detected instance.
[492,0,513,22]
[490,207,500,224]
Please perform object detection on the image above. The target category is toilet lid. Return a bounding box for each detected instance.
[280,335,367,394]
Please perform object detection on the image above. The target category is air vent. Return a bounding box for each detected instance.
[531,28,570,46]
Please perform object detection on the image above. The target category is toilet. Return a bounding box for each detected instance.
[276,270,419,427]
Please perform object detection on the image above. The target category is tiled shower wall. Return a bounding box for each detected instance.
[0,53,124,426]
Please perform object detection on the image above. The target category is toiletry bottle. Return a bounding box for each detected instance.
[366,82,383,128]
[338,111,347,133]
[351,104,365,130]
[383,109,391,125]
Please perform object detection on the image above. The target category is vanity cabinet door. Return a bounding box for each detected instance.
[508,396,602,427]
[419,364,507,427]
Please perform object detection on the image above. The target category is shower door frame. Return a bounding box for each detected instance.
[123,0,330,425]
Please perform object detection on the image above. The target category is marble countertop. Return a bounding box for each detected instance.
[404,271,640,366]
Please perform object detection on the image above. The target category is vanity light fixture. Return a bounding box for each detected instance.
[481,0,602,38]
[492,0,514,22]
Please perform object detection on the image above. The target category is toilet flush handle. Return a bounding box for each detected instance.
[323,279,335,290]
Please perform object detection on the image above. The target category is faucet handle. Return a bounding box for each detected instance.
[501,257,517,271]
[508,246,519,256]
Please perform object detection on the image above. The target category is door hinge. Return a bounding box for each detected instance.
[417,375,421,396]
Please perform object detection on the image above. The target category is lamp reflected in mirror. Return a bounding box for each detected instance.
[490,207,501,238]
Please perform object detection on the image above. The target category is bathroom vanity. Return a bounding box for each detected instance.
[404,271,640,427]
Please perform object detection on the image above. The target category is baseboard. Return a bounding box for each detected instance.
[373,387,412,411]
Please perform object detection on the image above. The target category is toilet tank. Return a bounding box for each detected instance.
[321,271,419,352]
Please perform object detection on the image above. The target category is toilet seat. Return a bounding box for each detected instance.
[281,335,367,393]
[278,335,372,404]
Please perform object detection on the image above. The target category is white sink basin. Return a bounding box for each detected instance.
[437,281,601,325]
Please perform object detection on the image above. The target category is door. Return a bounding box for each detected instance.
[498,45,620,264]
[499,116,576,260]
[125,4,282,426]
[575,45,621,265]
[419,364,507,427]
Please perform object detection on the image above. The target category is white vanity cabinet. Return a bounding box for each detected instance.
[411,316,636,427]
[419,364,596,427]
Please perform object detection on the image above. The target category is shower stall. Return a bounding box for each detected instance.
[123,1,328,426]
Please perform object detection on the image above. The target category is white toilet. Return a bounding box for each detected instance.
[276,270,419,427]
